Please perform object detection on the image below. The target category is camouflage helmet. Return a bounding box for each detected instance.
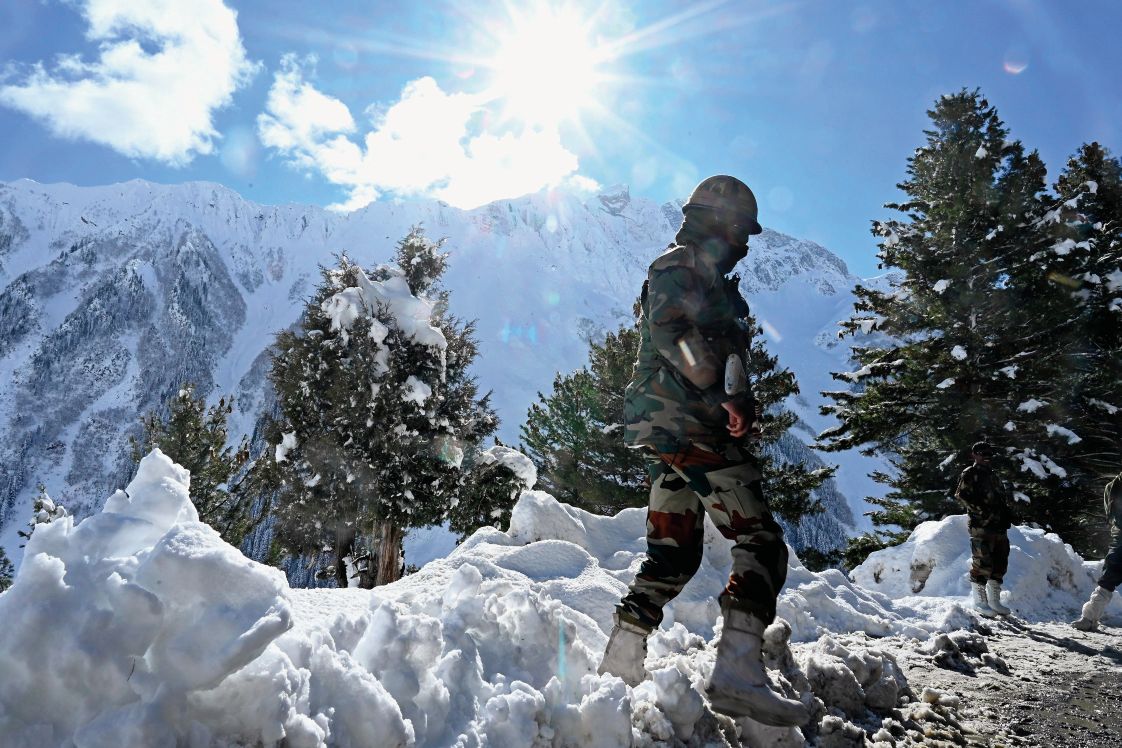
[683,175,763,235]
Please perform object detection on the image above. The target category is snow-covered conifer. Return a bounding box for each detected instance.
[263,228,503,587]
[818,90,1084,551]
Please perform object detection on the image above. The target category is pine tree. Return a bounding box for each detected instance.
[262,228,508,587]
[0,547,14,592]
[818,90,1091,554]
[1017,142,1122,552]
[521,326,647,514]
[130,384,253,546]
[1048,143,1122,468]
[523,309,832,523]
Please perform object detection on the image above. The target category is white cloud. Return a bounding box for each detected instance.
[0,0,258,165]
[256,58,589,211]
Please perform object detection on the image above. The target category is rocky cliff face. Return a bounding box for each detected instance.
[0,179,875,561]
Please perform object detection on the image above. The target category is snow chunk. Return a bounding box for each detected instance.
[950,345,967,361]
[1004,421,1016,431]
[1051,238,1090,257]
[1089,398,1119,415]
[1015,449,1068,479]
[1104,268,1122,293]
[1045,424,1082,444]
[974,145,988,159]
[936,378,956,389]
[1085,180,1098,194]
[275,431,297,463]
[402,375,432,406]
[933,279,951,294]
[479,445,538,488]
[998,365,1018,379]
[1017,399,1046,413]
[322,265,447,350]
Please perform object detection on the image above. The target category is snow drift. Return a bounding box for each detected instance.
[1,452,1100,746]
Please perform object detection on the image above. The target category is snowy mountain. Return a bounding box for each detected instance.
[0,178,883,561]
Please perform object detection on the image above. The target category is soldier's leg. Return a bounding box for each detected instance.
[989,531,1011,583]
[618,458,705,629]
[968,524,993,584]
[666,443,807,726]
[1098,531,1122,592]
[664,444,787,624]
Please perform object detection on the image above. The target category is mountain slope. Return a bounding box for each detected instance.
[0,179,882,560]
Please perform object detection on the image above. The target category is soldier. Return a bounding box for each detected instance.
[955,441,1013,617]
[597,175,808,727]
[1072,470,1122,631]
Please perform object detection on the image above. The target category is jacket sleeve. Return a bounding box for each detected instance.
[646,265,725,404]
[955,470,985,515]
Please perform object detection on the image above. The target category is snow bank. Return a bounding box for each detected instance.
[0,450,293,747]
[851,514,1122,622]
[7,473,1066,746]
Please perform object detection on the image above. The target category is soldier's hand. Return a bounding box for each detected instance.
[722,400,750,438]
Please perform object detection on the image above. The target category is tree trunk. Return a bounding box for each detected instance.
[374,518,404,586]
[334,525,356,588]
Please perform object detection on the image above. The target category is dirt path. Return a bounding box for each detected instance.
[892,619,1122,747]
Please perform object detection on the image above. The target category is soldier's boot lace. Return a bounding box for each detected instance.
[597,610,651,687]
[1072,586,1112,631]
[985,580,1012,616]
[705,607,810,727]
[971,583,997,618]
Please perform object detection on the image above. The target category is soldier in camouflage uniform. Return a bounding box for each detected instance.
[1072,470,1122,630]
[597,176,808,727]
[955,441,1013,616]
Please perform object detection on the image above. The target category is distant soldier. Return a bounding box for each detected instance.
[1072,470,1122,631]
[955,441,1013,617]
[596,175,808,727]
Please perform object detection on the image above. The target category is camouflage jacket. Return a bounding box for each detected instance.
[623,241,753,452]
[1105,472,1122,541]
[955,464,1012,531]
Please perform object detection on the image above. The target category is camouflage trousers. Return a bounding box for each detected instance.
[968,523,1010,584]
[1098,529,1122,592]
[618,442,788,630]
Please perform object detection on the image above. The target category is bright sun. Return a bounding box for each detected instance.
[485,7,607,126]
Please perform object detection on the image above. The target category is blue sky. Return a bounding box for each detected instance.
[1,0,1119,277]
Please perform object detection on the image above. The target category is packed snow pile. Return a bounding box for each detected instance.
[0,450,293,747]
[2,454,1099,747]
[852,514,1122,621]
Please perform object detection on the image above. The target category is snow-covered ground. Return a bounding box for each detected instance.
[1,451,1118,747]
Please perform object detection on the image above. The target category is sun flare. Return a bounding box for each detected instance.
[485,7,608,126]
